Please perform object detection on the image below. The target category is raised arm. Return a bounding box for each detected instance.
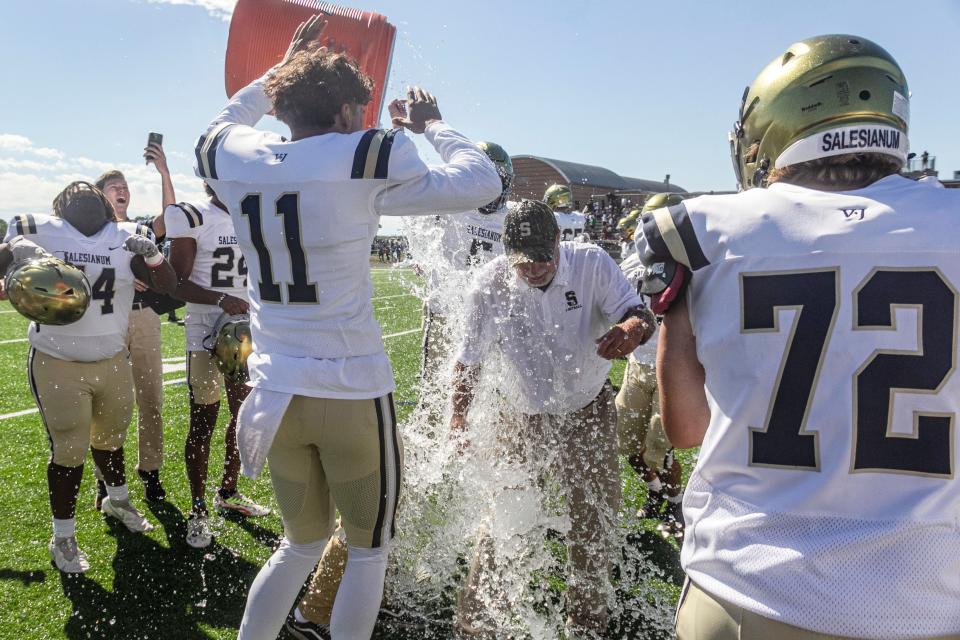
[202,15,328,135]
[375,88,501,217]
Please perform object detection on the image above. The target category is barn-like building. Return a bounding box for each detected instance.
[511,155,687,209]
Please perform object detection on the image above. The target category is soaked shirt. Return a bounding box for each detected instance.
[457,242,640,414]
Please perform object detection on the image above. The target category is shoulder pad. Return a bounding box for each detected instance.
[174,203,205,228]
[638,202,709,271]
[351,128,399,180]
[195,123,233,180]
[11,214,38,235]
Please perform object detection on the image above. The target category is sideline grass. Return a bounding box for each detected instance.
[0,265,684,639]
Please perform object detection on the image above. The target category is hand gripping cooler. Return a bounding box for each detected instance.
[225,0,397,130]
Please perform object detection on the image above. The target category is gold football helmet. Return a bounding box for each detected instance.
[543,184,573,210]
[616,208,642,239]
[476,141,514,214]
[641,193,685,215]
[730,34,909,190]
[209,313,253,383]
[5,257,91,325]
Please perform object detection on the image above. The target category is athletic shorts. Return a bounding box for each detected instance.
[267,393,402,548]
[184,308,222,352]
[675,580,960,640]
[615,358,671,470]
[187,350,223,406]
[28,348,134,467]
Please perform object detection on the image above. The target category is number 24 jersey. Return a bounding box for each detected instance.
[164,199,248,314]
[639,175,960,639]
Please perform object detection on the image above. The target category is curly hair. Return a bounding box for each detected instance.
[265,46,373,129]
[53,181,116,223]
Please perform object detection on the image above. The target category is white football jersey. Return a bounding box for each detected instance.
[5,214,137,362]
[411,204,509,314]
[638,175,960,638]
[196,70,500,398]
[164,199,248,315]
[554,210,586,241]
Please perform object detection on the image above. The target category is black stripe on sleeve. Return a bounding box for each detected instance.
[181,203,204,228]
[640,213,673,264]
[172,205,195,229]
[13,216,24,236]
[351,129,380,179]
[24,215,37,234]
[205,126,232,180]
[373,129,398,179]
[194,134,208,178]
[372,397,388,548]
[669,203,710,271]
[387,393,401,540]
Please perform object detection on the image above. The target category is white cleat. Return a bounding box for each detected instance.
[101,497,155,533]
[214,491,271,517]
[49,535,90,574]
[186,514,213,549]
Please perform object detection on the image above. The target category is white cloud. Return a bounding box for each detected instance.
[143,0,236,21]
[0,133,207,222]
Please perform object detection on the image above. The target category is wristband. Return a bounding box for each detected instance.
[216,293,228,308]
[144,253,164,268]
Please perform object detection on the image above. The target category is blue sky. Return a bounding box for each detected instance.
[1,0,958,235]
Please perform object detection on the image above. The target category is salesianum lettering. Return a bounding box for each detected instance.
[821,129,900,152]
[466,225,502,242]
[62,251,111,265]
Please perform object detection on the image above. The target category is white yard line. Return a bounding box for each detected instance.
[372,293,416,302]
[0,375,188,421]
[383,328,421,340]
[0,338,27,345]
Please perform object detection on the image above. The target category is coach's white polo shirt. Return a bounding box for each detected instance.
[457,242,641,415]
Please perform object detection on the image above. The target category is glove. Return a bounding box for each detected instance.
[8,236,51,265]
[123,235,163,266]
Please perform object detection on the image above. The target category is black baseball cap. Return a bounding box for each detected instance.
[503,199,560,266]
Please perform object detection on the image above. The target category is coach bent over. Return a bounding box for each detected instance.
[449,199,655,639]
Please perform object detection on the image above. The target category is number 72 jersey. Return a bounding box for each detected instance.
[639,175,960,638]
[164,200,248,313]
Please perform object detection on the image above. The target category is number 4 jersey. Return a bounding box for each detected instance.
[638,174,960,639]
[5,214,137,362]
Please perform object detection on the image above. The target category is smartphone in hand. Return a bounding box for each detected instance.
[146,132,163,164]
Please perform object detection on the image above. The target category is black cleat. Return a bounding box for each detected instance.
[285,613,331,640]
[138,469,166,502]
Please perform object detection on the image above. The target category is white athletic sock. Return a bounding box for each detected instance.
[645,478,663,493]
[237,537,326,640]
[330,544,390,640]
[52,517,76,538]
[105,484,129,503]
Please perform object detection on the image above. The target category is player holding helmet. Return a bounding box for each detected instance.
[637,35,960,639]
[0,181,176,573]
[166,184,270,550]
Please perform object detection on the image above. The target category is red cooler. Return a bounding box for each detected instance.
[226,0,396,129]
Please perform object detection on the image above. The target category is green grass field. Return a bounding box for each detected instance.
[0,265,686,640]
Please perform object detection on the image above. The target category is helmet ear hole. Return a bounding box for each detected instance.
[859,90,871,100]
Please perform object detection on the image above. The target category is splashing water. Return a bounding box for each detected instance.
[370,217,678,639]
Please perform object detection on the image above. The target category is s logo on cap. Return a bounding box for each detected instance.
[519,221,532,237]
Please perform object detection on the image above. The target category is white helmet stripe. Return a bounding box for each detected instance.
[775,124,908,169]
